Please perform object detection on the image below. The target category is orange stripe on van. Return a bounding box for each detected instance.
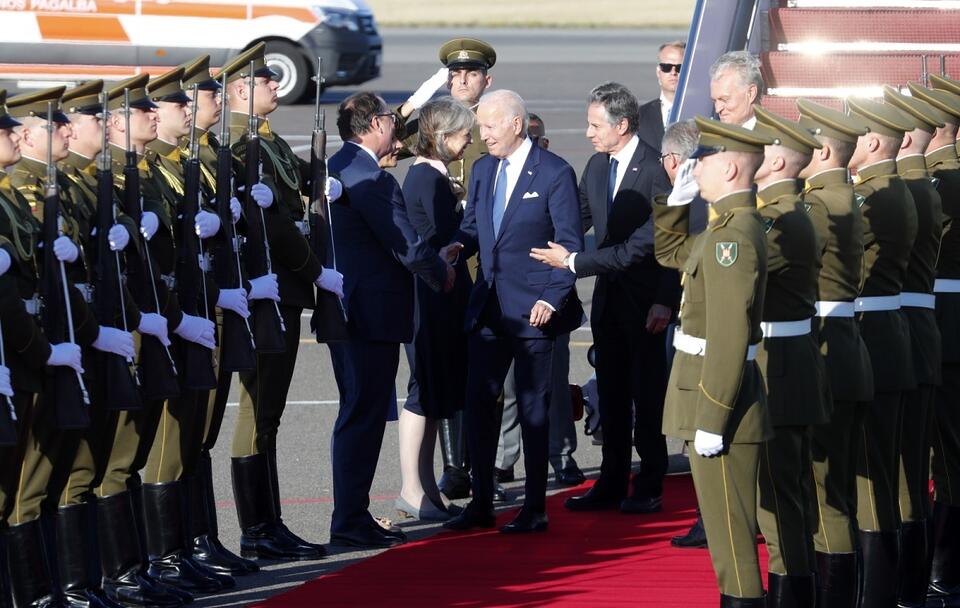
[0,64,154,77]
[36,15,129,42]
[251,5,317,22]
[140,0,245,19]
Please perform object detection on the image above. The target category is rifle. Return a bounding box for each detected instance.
[308,58,348,343]
[241,61,285,353]
[178,84,217,389]
[42,101,90,429]
[94,91,141,409]
[214,72,256,371]
[121,89,180,400]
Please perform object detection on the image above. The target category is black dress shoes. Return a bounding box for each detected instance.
[564,485,622,512]
[438,467,472,500]
[493,479,508,503]
[330,526,405,550]
[554,467,586,487]
[443,501,496,531]
[620,494,663,514]
[495,467,515,483]
[500,509,548,534]
[671,515,708,548]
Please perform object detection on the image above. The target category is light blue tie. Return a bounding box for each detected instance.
[492,158,509,237]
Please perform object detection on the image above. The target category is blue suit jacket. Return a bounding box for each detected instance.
[329,142,447,343]
[456,142,585,338]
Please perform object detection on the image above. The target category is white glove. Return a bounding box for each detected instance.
[0,365,11,398]
[53,236,79,263]
[47,342,83,374]
[406,67,449,110]
[694,429,725,457]
[316,267,344,299]
[326,177,343,203]
[216,287,249,318]
[230,196,242,223]
[108,224,130,251]
[140,211,160,241]
[92,326,135,358]
[137,312,170,346]
[194,210,221,239]
[173,313,216,349]
[251,183,274,209]
[667,159,700,207]
[0,249,10,276]
[248,273,280,302]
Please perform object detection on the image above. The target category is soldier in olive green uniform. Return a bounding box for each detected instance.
[919,76,960,605]
[220,43,339,561]
[654,117,773,607]
[882,85,947,608]
[796,98,873,607]
[750,105,829,607]
[846,97,918,607]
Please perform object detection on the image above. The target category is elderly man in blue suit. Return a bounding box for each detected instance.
[327,91,455,549]
[444,89,584,534]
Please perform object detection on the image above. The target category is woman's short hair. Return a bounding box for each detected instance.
[414,96,477,163]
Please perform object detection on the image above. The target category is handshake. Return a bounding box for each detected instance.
[439,242,464,293]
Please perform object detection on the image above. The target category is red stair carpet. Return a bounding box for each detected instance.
[256,474,769,607]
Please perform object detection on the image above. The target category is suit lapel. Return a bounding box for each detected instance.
[495,144,540,245]
[617,140,648,198]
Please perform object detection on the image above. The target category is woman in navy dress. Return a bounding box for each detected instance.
[395,97,475,521]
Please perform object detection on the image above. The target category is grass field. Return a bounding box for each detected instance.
[366,0,697,28]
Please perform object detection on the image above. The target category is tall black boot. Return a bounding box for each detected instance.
[265,449,326,556]
[190,453,258,575]
[55,503,124,608]
[438,413,471,500]
[176,480,235,591]
[0,528,11,608]
[4,519,59,607]
[816,552,858,608]
[896,520,928,607]
[767,573,816,608]
[720,594,766,607]
[140,482,222,595]
[928,502,960,603]
[857,530,899,608]
[231,454,321,561]
[128,486,194,605]
[97,492,184,607]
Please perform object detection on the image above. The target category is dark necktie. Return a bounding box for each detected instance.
[607,157,619,211]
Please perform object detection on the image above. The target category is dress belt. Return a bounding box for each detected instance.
[900,292,936,310]
[673,328,757,361]
[854,295,901,312]
[815,301,855,318]
[760,318,812,338]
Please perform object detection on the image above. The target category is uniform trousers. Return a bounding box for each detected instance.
[143,390,208,484]
[933,365,960,506]
[856,391,903,531]
[899,385,934,522]
[0,393,36,524]
[689,444,764,599]
[7,393,66,524]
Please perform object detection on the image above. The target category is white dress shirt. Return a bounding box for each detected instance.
[742,115,757,130]
[660,93,673,128]
[349,140,380,164]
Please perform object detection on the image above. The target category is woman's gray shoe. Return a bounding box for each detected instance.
[395,497,452,522]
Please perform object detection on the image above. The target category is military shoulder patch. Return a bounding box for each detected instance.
[854,193,866,208]
[763,217,776,233]
[716,241,738,267]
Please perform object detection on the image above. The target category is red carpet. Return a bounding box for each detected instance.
[256,474,768,607]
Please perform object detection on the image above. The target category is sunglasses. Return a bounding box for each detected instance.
[659,63,682,74]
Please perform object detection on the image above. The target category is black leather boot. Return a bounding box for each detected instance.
[97,492,185,607]
[815,551,857,608]
[720,594,766,607]
[265,449,326,556]
[129,487,194,605]
[857,529,899,608]
[438,413,471,500]
[140,482,223,595]
[767,573,816,608]
[672,511,708,549]
[4,519,60,607]
[896,520,928,607]
[177,479,236,590]
[0,528,11,608]
[190,453,258,575]
[55,503,124,608]
[231,454,322,561]
[928,502,960,603]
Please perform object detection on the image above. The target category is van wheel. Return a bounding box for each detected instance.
[263,41,309,104]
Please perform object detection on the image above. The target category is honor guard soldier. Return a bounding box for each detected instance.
[0,89,89,608]
[846,97,918,607]
[750,105,830,608]
[219,42,342,562]
[654,117,773,607]
[796,98,874,607]
[883,84,947,608]
[914,76,960,606]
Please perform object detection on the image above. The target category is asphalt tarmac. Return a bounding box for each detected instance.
[196,26,688,607]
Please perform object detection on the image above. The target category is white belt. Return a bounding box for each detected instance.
[854,295,901,312]
[294,220,310,236]
[934,279,960,293]
[901,292,936,310]
[816,301,855,318]
[22,295,40,315]
[74,282,94,304]
[673,329,758,361]
[761,318,812,338]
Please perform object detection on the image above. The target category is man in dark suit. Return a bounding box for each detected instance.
[327,92,454,549]
[637,40,686,153]
[532,82,676,514]
[444,89,584,533]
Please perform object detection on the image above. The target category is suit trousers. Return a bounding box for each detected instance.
[757,425,816,575]
[329,339,400,534]
[594,319,668,498]
[856,391,904,531]
[933,365,960,506]
[232,305,302,457]
[899,385,934,523]
[466,326,554,512]
[811,400,866,554]
[689,443,765,599]
[496,333,578,473]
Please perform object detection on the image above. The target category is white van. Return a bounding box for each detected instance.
[0,0,382,103]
